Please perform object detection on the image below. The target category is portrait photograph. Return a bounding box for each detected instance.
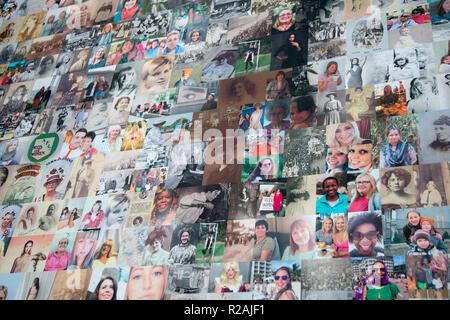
[33,200,64,235]
[57,197,86,232]
[0,234,53,273]
[34,158,74,203]
[351,256,408,300]
[207,261,252,294]
[16,270,57,300]
[418,109,450,164]
[43,231,77,271]
[380,165,418,210]
[85,266,128,300]
[65,154,105,199]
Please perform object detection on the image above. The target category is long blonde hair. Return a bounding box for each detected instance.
[326,122,361,147]
[333,216,348,241]
[219,262,241,286]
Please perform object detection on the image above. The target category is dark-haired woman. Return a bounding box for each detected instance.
[380,127,417,168]
[273,267,297,300]
[363,260,399,300]
[90,276,117,300]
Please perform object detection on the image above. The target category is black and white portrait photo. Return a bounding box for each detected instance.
[210,0,252,22]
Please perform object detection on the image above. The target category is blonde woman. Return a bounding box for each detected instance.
[98,125,123,153]
[326,146,348,174]
[272,7,295,33]
[67,229,99,270]
[330,215,349,258]
[92,239,117,268]
[214,262,247,293]
[315,217,333,245]
[88,46,108,69]
[326,121,369,147]
[349,173,381,212]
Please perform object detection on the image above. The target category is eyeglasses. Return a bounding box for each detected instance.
[274,275,288,280]
[352,230,378,241]
[400,15,410,18]
[356,181,371,185]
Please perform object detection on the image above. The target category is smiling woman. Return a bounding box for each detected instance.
[91,276,117,300]
[316,176,349,217]
[138,56,174,93]
[150,189,178,226]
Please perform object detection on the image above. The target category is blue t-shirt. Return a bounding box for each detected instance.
[316,193,348,217]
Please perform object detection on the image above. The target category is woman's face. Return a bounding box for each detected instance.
[356,176,372,197]
[323,219,332,233]
[98,279,115,300]
[76,236,95,258]
[276,73,285,81]
[124,0,137,10]
[118,98,129,111]
[191,31,200,42]
[290,102,311,124]
[326,148,347,169]
[20,240,32,255]
[155,190,173,213]
[335,123,354,146]
[226,266,236,280]
[323,179,338,198]
[26,209,34,219]
[408,212,420,226]
[92,202,101,213]
[104,24,112,33]
[261,159,273,175]
[387,129,400,146]
[443,0,450,12]
[167,34,179,50]
[107,201,128,226]
[119,69,136,87]
[421,221,432,233]
[372,262,385,279]
[292,225,310,247]
[387,173,405,192]
[7,141,18,152]
[101,244,111,256]
[352,223,377,256]
[269,106,286,126]
[278,9,293,24]
[127,266,166,300]
[415,79,433,95]
[95,47,106,59]
[143,61,171,90]
[122,41,134,53]
[57,239,68,253]
[109,127,121,139]
[348,144,372,170]
[255,224,267,240]
[327,63,337,74]
[335,218,345,232]
[45,180,60,193]
[180,231,190,244]
[232,81,246,97]
[151,240,161,251]
[275,269,289,291]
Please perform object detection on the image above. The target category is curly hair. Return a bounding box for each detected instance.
[348,211,383,241]
[229,77,256,96]
[381,168,411,188]
[145,226,168,246]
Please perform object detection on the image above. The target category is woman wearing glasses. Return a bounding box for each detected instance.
[44,237,71,271]
[348,173,381,212]
[363,260,399,300]
[273,267,297,300]
[349,211,384,257]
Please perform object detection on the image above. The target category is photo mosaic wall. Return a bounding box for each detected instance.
[0,0,449,301]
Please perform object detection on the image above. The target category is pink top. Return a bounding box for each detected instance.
[333,235,349,258]
[273,193,283,211]
[348,196,369,213]
[82,210,104,229]
[44,252,71,271]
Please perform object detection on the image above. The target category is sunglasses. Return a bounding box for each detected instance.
[373,267,386,272]
[352,230,378,241]
[274,275,288,280]
[401,15,410,18]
